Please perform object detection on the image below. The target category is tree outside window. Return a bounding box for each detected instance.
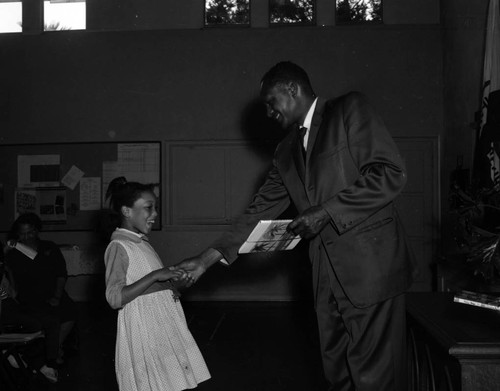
[336,0,382,24]
[44,0,86,31]
[205,0,250,26]
[269,0,315,25]
[0,1,22,33]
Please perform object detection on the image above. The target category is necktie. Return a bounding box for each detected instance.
[298,126,307,160]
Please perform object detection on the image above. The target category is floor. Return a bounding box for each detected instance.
[18,299,327,391]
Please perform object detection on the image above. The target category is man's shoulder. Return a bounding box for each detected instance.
[322,92,372,118]
[274,128,296,154]
[326,91,368,107]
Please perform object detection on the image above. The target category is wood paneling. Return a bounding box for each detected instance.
[396,137,440,291]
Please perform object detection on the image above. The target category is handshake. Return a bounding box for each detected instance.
[160,248,224,287]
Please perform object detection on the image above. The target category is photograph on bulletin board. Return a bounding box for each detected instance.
[15,187,67,224]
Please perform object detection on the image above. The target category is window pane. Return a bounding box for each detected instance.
[336,0,382,24]
[44,0,86,31]
[0,1,22,33]
[269,0,315,25]
[205,0,250,26]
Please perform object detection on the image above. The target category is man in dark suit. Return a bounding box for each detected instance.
[175,61,415,390]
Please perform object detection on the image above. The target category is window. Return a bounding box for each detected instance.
[336,0,382,24]
[205,0,250,26]
[44,0,85,31]
[269,0,315,25]
[0,1,22,33]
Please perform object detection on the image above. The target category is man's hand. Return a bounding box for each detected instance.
[287,206,331,239]
[170,256,206,287]
[170,248,223,287]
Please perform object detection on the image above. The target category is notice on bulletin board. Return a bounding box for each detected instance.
[117,143,160,184]
[61,165,85,190]
[101,143,160,205]
[80,177,101,211]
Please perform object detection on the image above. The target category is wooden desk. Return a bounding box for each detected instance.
[406,292,500,391]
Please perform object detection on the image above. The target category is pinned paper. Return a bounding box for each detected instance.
[61,165,85,190]
[80,177,101,211]
[117,143,160,184]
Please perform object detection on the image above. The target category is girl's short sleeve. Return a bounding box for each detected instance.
[104,241,129,309]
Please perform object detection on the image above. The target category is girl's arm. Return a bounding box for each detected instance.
[104,242,185,309]
[120,267,184,307]
[104,243,129,309]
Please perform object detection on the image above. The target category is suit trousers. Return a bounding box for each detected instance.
[314,250,407,391]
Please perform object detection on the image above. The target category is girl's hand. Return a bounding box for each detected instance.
[155,267,188,282]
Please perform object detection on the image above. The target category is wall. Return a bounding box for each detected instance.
[0,1,443,300]
[0,27,442,143]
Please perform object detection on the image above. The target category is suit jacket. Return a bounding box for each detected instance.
[213,92,415,308]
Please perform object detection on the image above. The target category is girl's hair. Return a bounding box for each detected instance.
[96,177,155,239]
[8,212,42,241]
[106,176,155,214]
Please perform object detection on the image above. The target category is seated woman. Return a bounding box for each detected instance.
[0,244,58,383]
[4,213,77,367]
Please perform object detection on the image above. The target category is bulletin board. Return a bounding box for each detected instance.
[0,142,161,232]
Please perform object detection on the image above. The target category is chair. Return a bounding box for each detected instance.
[0,330,44,391]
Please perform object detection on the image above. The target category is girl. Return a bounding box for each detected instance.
[104,178,210,391]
